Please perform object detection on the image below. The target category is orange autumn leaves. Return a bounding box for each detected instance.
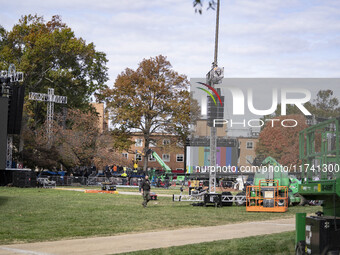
[256,115,308,166]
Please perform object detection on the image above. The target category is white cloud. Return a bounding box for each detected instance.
[1,0,340,85]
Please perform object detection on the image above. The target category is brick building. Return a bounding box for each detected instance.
[193,119,227,137]
[122,134,185,172]
[238,137,258,168]
[119,120,258,173]
[91,102,107,133]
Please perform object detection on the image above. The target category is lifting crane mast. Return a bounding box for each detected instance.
[146,149,171,173]
[136,149,171,174]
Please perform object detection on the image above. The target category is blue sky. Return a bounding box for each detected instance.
[1,0,340,86]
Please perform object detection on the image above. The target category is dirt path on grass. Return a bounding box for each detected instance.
[0,217,295,255]
[55,187,173,197]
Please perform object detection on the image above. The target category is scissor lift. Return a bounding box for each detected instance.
[296,118,340,255]
[246,180,288,212]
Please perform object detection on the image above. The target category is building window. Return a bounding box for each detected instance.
[149,154,156,161]
[135,154,142,161]
[135,138,143,147]
[163,139,170,146]
[176,141,184,148]
[246,155,253,164]
[122,153,128,159]
[149,139,157,147]
[176,154,184,162]
[246,141,254,149]
[162,154,170,162]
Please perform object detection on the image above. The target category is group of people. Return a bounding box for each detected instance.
[69,165,129,178]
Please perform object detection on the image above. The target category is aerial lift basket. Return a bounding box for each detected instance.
[246,180,288,212]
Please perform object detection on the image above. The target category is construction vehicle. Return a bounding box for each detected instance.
[251,156,301,207]
[295,118,340,255]
[246,179,288,212]
[145,149,171,173]
[246,156,302,212]
[230,156,302,208]
[173,155,301,208]
[136,149,174,184]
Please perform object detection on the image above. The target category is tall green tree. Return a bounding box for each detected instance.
[309,89,340,119]
[101,55,199,171]
[0,14,108,121]
[0,15,109,167]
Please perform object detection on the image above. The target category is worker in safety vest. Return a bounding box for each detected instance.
[121,166,127,176]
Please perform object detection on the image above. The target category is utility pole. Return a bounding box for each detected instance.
[207,0,224,194]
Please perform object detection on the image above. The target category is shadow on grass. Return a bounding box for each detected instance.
[0,196,9,207]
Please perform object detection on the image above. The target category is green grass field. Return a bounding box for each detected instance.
[0,187,320,246]
[120,231,295,255]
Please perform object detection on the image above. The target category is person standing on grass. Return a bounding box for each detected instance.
[141,175,151,208]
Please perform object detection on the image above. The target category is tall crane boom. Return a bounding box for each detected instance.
[149,150,171,173]
[136,149,172,173]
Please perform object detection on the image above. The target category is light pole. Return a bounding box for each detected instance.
[207,0,224,193]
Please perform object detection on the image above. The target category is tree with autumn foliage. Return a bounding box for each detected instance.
[22,108,128,171]
[0,15,108,115]
[101,55,199,171]
[0,15,108,112]
[257,89,340,166]
[256,115,308,166]
[0,14,109,168]
[93,134,131,170]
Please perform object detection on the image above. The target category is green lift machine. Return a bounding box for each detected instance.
[253,156,301,205]
[144,149,173,183]
[296,118,340,255]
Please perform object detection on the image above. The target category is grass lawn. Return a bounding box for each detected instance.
[120,231,295,255]
[0,187,319,245]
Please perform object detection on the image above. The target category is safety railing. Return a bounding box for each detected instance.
[246,180,288,212]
